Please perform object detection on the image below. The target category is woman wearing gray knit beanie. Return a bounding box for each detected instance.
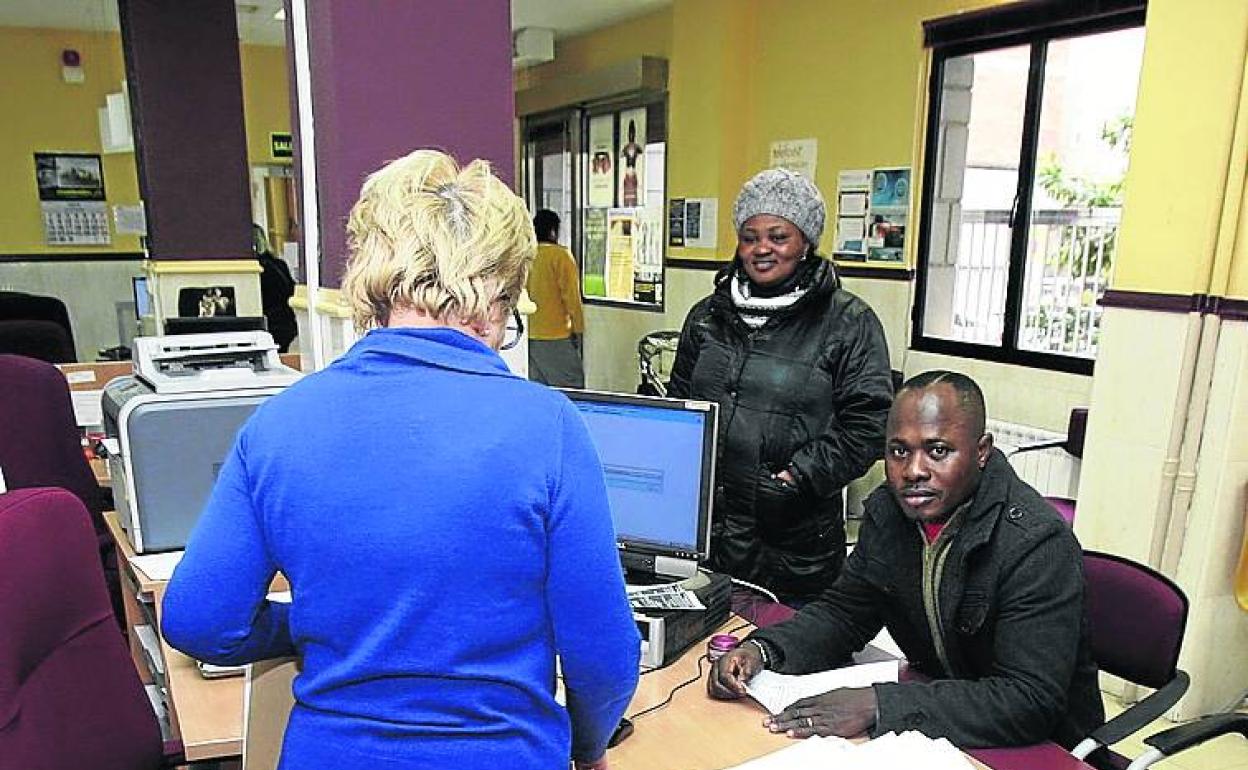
[668,168,894,619]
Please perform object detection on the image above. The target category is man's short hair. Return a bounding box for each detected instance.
[533,209,560,244]
[899,370,987,437]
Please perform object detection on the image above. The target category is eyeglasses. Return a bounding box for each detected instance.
[501,308,524,351]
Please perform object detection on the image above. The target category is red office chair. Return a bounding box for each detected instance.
[0,354,122,625]
[1010,408,1088,526]
[0,488,166,769]
[1073,551,1189,770]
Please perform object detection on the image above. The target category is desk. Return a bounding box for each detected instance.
[105,511,283,763]
[608,622,996,769]
[609,624,1104,770]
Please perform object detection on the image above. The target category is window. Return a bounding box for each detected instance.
[521,97,668,311]
[913,2,1146,374]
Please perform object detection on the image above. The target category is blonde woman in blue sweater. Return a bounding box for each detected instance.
[162,149,640,770]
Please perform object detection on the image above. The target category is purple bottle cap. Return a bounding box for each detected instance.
[708,633,733,658]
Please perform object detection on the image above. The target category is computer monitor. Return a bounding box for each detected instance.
[132,276,151,319]
[560,389,718,583]
[163,316,268,335]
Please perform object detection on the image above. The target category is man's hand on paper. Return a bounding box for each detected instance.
[764,686,877,739]
[707,644,765,699]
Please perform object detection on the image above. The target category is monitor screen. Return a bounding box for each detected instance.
[163,316,268,335]
[561,389,718,581]
[132,276,151,319]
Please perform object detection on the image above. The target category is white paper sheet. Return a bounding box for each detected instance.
[131,550,184,581]
[744,659,900,715]
[724,731,971,770]
[71,389,104,427]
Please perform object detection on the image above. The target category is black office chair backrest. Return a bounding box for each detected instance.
[0,292,76,361]
[0,320,76,364]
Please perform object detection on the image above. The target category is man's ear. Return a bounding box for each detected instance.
[977,433,994,470]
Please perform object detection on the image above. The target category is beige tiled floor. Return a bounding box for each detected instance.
[1103,693,1248,769]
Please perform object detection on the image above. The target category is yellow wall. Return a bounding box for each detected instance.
[0,27,290,256]
[1113,0,1248,297]
[0,27,139,254]
[240,43,293,167]
[515,6,673,91]
[525,0,1003,262]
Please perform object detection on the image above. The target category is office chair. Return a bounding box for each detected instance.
[1009,407,1088,526]
[1073,551,1189,770]
[0,354,121,623]
[0,290,77,361]
[0,319,76,364]
[0,487,166,769]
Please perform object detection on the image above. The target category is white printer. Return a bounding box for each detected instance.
[102,332,301,553]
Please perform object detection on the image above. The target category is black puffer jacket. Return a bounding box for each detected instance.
[667,260,893,601]
[752,450,1104,749]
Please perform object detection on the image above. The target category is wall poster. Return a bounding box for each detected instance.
[35,152,110,245]
[587,115,615,208]
[866,167,910,263]
[618,107,647,207]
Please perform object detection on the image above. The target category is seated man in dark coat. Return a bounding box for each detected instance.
[708,370,1103,749]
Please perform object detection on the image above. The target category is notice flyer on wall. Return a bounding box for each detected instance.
[618,107,647,207]
[769,138,818,181]
[588,115,615,208]
[606,208,637,301]
[866,167,910,263]
[632,204,664,304]
[668,197,685,247]
[834,169,871,259]
[582,207,609,298]
[680,197,718,250]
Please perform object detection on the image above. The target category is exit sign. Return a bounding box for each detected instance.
[270,132,293,158]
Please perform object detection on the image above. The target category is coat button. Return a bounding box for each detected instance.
[1007,505,1024,521]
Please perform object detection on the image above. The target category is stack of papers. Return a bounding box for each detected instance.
[744,660,900,714]
[725,731,972,769]
[626,582,705,611]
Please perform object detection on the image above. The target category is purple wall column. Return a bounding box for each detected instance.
[289,0,516,288]
[118,0,252,261]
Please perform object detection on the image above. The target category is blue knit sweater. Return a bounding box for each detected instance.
[162,328,640,768]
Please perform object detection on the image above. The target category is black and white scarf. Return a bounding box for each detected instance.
[728,257,823,329]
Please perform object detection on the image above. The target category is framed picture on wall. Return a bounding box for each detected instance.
[34,152,106,201]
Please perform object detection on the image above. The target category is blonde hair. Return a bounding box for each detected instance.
[342,149,536,331]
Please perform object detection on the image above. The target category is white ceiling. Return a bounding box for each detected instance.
[0,0,672,47]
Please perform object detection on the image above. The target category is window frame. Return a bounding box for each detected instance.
[911,9,1146,376]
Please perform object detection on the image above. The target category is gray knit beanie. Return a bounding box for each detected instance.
[732,168,826,248]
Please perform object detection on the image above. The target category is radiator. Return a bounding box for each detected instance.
[989,419,1081,500]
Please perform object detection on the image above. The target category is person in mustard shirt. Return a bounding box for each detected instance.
[527,209,586,388]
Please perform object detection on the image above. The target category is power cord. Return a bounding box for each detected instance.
[627,654,709,721]
[699,566,780,604]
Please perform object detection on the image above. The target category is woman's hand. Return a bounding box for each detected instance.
[763,686,877,739]
[773,468,797,488]
[707,643,764,700]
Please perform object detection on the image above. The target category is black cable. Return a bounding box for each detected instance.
[725,620,752,636]
[627,654,709,721]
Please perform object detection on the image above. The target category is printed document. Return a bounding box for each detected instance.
[744,659,900,714]
[724,730,971,769]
